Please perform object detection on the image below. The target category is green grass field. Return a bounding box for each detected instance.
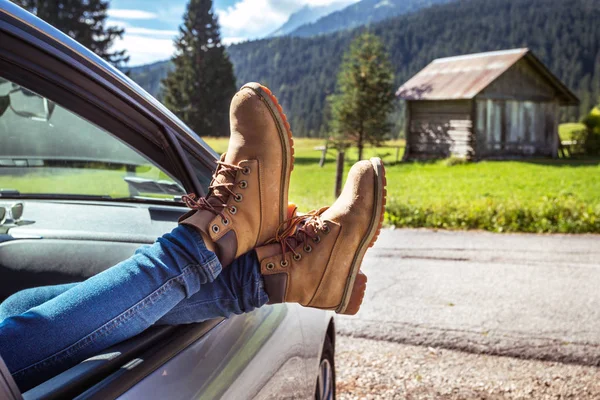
[2,134,598,233]
[205,137,600,233]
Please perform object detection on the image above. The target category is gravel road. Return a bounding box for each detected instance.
[335,229,600,399]
[336,336,600,399]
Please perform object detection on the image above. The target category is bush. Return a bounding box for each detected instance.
[384,196,600,234]
[576,107,600,156]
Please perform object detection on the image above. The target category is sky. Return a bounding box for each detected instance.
[108,0,356,66]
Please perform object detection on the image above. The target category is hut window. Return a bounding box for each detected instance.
[476,100,486,140]
[506,101,523,144]
[523,102,538,144]
[486,100,502,150]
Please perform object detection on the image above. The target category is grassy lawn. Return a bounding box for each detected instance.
[3,136,597,233]
[205,137,600,233]
[0,166,175,199]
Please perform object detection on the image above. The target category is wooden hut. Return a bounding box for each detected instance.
[396,49,579,160]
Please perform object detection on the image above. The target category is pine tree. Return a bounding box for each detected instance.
[12,0,129,68]
[162,0,236,137]
[328,32,395,160]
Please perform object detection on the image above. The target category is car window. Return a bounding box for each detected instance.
[0,76,184,201]
[183,148,213,194]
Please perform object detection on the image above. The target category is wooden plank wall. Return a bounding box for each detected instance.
[406,100,473,159]
[479,58,557,102]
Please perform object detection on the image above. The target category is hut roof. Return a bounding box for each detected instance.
[396,48,579,105]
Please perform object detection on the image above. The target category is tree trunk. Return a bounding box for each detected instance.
[357,131,364,161]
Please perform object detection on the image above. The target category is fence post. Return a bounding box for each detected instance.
[319,143,328,168]
[334,151,345,198]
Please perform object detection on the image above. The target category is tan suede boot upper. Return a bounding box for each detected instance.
[180,83,294,267]
[256,158,386,314]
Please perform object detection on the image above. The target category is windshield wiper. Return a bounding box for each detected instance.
[0,189,21,197]
[0,191,114,201]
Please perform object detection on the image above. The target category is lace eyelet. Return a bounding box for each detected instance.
[280,259,289,267]
[266,262,275,270]
[229,206,237,215]
[234,194,243,202]
[293,253,302,261]
[222,218,229,225]
[212,224,220,233]
[313,236,321,243]
[239,180,248,189]
[303,245,312,253]
[242,166,251,175]
[322,224,330,234]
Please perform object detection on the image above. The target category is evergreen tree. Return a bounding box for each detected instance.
[12,0,128,67]
[328,32,395,160]
[162,0,236,137]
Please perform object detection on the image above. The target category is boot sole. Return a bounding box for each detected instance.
[337,157,387,315]
[240,83,295,226]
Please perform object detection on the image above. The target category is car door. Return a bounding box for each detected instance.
[0,3,312,399]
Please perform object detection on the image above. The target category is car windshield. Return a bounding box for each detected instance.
[0,77,184,201]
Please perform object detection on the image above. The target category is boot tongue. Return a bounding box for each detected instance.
[208,172,232,206]
[207,153,236,206]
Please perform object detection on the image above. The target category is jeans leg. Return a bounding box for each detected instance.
[157,250,269,325]
[0,283,77,321]
[0,251,269,326]
[0,225,222,391]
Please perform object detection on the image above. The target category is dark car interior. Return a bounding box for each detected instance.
[0,75,220,397]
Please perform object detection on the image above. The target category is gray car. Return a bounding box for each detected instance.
[0,2,336,399]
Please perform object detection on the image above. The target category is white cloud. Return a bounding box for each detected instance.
[107,9,158,20]
[114,35,174,66]
[126,27,179,37]
[221,36,247,45]
[216,0,356,40]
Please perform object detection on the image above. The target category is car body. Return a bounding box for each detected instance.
[0,2,335,399]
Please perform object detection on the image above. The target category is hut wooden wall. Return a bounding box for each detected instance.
[406,100,473,159]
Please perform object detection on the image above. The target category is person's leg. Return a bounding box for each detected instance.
[0,283,77,321]
[0,224,224,391]
[0,251,268,327]
[156,249,268,325]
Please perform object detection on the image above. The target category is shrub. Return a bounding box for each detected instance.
[384,196,600,234]
[576,107,600,156]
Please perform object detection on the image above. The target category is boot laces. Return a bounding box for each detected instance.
[269,207,329,262]
[182,160,244,220]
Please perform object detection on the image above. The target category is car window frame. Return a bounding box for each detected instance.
[0,11,206,201]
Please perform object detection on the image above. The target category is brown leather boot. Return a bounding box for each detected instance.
[180,83,294,267]
[256,158,387,315]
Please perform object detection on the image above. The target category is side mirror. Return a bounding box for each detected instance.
[0,95,8,117]
[7,86,56,122]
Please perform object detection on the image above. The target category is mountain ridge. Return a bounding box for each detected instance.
[268,1,353,38]
[286,0,451,38]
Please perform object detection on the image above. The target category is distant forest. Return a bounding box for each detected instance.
[129,0,600,138]
[226,0,600,137]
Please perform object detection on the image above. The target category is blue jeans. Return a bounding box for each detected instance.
[0,225,269,391]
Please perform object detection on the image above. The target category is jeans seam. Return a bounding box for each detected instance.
[12,263,203,378]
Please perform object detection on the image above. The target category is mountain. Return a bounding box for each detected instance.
[127,60,172,99]
[286,0,452,38]
[129,0,600,138]
[128,0,449,98]
[268,2,354,38]
[226,0,600,137]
